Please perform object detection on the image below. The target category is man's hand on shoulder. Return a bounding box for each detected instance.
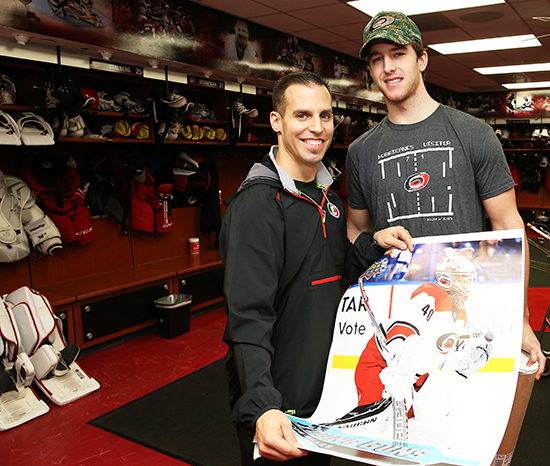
[255,409,307,461]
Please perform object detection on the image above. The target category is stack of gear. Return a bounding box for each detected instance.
[179,123,227,142]
[83,153,130,235]
[20,155,95,245]
[17,112,55,145]
[171,151,211,207]
[100,120,150,140]
[96,90,116,112]
[41,67,90,140]
[152,84,193,142]
[0,171,62,263]
[0,286,100,431]
[190,102,216,121]
[231,99,258,138]
[127,154,174,233]
[0,111,21,145]
[0,74,16,104]
[113,91,146,116]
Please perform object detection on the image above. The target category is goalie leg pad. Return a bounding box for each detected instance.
[6,287,57,355]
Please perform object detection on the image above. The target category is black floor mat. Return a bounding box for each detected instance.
[89,359,240,466]
[89,359,549,466]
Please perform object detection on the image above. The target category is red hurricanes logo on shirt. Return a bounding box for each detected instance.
[404,172,430,192]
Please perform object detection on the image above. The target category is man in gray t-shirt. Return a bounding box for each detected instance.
[347,11,544,383]
[347,104,515,237]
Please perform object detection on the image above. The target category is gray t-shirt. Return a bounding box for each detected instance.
[346,105,515,237]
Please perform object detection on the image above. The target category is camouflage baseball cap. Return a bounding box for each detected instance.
[359,11,423,59]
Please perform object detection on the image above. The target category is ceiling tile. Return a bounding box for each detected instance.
[326,22,367,42]
[294,29,346,45]
[251,13,316,33]
[253,0,340,11]
[289,4,369,28]
[422,29,473,44]
[198,0,277,19]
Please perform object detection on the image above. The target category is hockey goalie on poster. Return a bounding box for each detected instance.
[288,230,526,466]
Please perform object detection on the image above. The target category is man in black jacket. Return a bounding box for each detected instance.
[221,71,412,465]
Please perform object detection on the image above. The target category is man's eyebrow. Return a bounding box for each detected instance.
[292,108,333,114]
[368,44,407,59]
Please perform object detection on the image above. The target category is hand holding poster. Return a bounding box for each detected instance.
[289,230,527,466]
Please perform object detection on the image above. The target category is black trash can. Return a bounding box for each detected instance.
[155,294,193,339]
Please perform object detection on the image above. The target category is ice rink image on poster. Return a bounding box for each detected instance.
[290,230,525,466]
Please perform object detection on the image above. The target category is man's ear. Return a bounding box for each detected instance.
[418,50,428,73]
[270,111,281,133]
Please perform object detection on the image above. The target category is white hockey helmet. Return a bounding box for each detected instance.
[435,255,477,309]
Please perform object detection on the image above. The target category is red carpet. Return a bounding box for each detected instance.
[0,307,228,466]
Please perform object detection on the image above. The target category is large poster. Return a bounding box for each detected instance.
[290,230,525,466]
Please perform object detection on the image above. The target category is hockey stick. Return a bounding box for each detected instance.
[358,271,408,441]
[527,222,550,241]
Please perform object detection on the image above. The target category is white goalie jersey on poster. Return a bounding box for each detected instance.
[290,230,525,466]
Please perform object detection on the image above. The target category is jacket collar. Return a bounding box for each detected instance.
[268,146,333,195]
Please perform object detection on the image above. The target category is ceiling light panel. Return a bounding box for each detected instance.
[475,63,550,75]
[347,0,505,17]
[503,81,550,90]
[430,35,541,54]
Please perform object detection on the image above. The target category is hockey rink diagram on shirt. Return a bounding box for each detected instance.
[379,146,454,224]
[289,229,525,466]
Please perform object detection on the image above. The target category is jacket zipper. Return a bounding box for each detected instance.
[286,188,329,238]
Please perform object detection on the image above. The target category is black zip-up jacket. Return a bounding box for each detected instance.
[221,148,380,431]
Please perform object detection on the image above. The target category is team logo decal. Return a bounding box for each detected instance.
[327,201,340,218]
[363,257,388,280]
[371,15,395,32]
[437,333,459,354]
[404,172,430,192]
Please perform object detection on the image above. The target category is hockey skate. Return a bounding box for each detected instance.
[320,398,393,438]
[231,100,258,137]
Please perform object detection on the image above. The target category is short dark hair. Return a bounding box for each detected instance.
[272,72,331,116]
[365,40,427,89]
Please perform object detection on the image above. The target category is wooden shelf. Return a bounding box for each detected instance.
[89,111,149,119]
[0,104,37,111]
[237,142,275,147]
[39,290,76,308]
[144,250,222,276]
[57,137,155,143]
[183,119,227,125]
[37,266,175,302]
[163,139,229,145]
